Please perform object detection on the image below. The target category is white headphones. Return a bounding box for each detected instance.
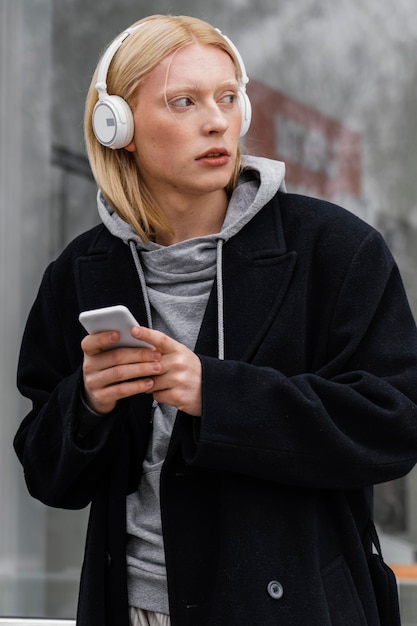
[92,23,252,149]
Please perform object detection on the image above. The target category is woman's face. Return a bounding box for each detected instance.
[125,42,242,206]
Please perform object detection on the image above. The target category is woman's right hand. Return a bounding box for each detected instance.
[81,330,162,414]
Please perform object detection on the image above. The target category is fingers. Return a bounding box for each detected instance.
[81,327,202,416]
[83,374,156,415]
[131,325,174,353]
[130,328,202,415]
[81,330,121,355]
[148,347,203,416]
[83,352,161,389]
[81,330,162,414]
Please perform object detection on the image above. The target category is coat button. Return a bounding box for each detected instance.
[267,580,284,600]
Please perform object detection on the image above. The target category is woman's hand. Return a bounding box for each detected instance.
[81,326,202,417]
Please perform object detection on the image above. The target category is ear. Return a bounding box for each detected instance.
[124,141,136,152]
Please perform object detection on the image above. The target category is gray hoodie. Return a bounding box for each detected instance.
[97,155,286,614]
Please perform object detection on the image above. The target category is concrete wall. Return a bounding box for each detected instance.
[0,0,53,615]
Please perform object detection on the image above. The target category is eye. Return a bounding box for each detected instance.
[170,96,194,108]
[219,93,237,105]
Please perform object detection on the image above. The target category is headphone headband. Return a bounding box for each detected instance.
[92,22,252,149]
[214,29,249,89]
[95,25,145,100]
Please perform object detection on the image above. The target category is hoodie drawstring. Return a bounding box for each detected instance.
[128,238,225,361]
[129,239,158,422]
[129,239,153,330]
[216,238,225,361]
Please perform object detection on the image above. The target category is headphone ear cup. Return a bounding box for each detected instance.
[92,95,134,149]
[238,89,252,137]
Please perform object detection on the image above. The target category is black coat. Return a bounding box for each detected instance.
[14,192,417,625]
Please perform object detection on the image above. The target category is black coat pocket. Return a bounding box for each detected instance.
[322,555,367,626]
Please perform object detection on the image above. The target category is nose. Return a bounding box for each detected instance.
[201,102,229,135]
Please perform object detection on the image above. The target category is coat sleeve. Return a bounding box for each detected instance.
[183,229,417,489]
[14,261,151,509]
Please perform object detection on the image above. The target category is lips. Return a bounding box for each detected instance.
[196,148,230,160]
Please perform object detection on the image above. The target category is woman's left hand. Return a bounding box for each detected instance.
[133,326,202,416]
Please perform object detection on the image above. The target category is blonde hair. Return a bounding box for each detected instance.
[84,15,244,241]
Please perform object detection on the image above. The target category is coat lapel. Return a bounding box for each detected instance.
[74,229,150,325]
[196,195,297,362]
[75,195,296,364]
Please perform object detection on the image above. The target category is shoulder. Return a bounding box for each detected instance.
[39,225,128,301]
[276,191,388,254]
[46,224,125,272]
[55,224,116,260]
[272,192,396,281]
[277,191,371,235]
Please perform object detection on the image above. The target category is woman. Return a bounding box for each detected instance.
[14,14,417,626]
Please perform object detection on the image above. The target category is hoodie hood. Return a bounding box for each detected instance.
[97,155,286,248]
[96,155,286,360]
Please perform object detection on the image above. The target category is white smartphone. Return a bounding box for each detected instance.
[78,305,154,350]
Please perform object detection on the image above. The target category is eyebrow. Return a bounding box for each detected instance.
[165,78,239,96]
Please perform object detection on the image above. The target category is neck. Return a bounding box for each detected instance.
[153,189,229,245]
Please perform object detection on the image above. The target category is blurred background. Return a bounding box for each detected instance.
[1,0,417,622]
